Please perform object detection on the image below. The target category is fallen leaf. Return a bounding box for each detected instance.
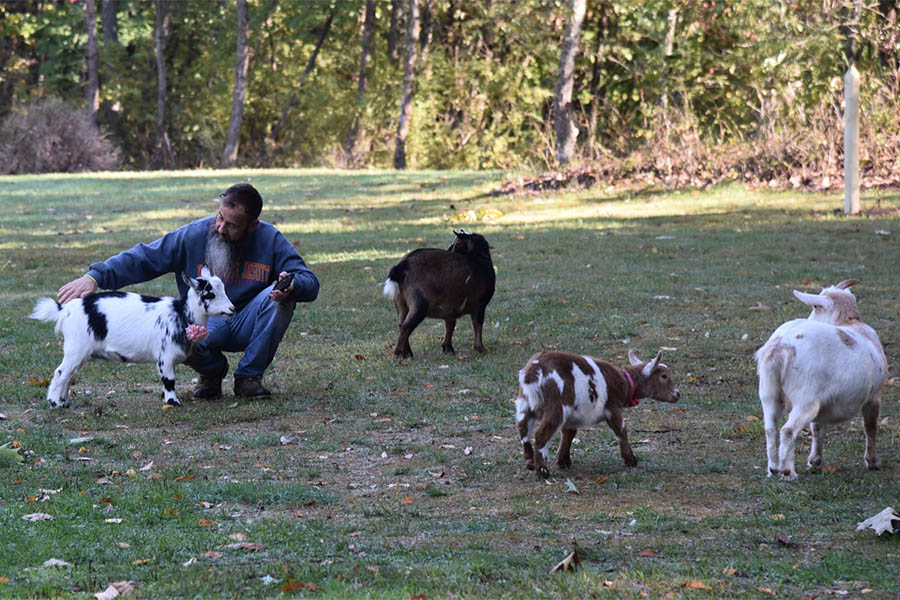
[565,479,579,494]
[104,518,123,524]
[758,587,776,596]
[681,580,711,590]
[821,465,839,473]
[130,558,153,566]
[197,518,214,527]
[463,446,473,455]
[228,533,247,541]
[0,576,8,583]
[202,551,223,559]
[42,558,73,568]
[747,302,771,311]
[401,497,413,505]
[174,475,195,482]
[596,476,607,484]
[722,567,737,576]
[279,436,294,446]
[856,507,900,536]
[550,549,580,573]
[182,557,197,567]
[22,513,54,521]
[139,461,153,471]
[222,542,266,551]
[775,532,793,546]
[94,581,135,600]
[27,377,51,387]
[68,436,94,445]
[0,442,24,466]
[637,549,656,557]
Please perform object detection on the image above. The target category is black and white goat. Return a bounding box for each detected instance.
[755,279,887,479]
[515,349,680,478]
[30,266,234,407]
[383,230,495,358]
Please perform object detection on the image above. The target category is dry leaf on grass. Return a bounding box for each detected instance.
[681,580,711,590]
[222,542,266,551]
[281,581,317,593]
[565,479,579,494]
[94,581,135,600]
[856,507,900,536]
[550,549,580,573]
[202,550,223,559]
[22,513,54,521]
[42,558,73,568]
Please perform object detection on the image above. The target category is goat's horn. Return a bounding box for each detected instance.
[834,279,860,289]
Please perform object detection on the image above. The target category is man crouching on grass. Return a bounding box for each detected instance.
[57,183,319,399]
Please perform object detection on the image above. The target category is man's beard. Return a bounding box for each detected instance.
[205,224,244,282]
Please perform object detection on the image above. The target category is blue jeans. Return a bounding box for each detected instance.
[185,284,296,379]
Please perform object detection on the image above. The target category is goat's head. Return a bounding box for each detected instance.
[793,279,861,325]
[448,230,492,261]
[182,264,235,317]
[627,349,680,403]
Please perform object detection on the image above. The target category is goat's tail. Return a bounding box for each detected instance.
[29,297,63,323]
[382,262,407,300]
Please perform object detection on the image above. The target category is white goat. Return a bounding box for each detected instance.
[30,266,234,407]
[755,279,887,480]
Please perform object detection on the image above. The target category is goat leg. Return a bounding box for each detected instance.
[862,397,881,470]
[606,411,637,467]
[532,410,562,479]
[556,427,577,470]
[471,306,487,353]
[807,422,824,469]
[516,399,536,470]
[156,358,181,407]
[441,319,457,354]
[393,300,427,358]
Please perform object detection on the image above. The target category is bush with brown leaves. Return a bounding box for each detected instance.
[0,99,120,174]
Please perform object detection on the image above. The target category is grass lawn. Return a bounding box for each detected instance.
[1,169,899,598]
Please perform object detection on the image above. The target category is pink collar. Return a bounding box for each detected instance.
[623,370,639,407]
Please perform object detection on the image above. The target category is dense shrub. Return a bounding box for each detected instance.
[0,99,121,174]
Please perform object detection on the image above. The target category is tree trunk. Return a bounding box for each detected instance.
[222,0,250,167]
[101,0,118,43]
[154,0,170,169]
[85,0,99,129]
[552,0,585,166]
[343,0,376,163]
[587,2,615,158]
[393,0,419,169]
[388,0,404,66]
[266,7,337,148]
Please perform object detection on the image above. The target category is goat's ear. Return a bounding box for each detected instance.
[181,271,196,289]
[642,351,662,377]
[627,348,642,366]
[200,264,212,279]
[793,289,829,309]
[834,279,859,290]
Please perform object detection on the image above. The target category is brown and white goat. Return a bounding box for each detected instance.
[383,230,495,358]
[755,279,887,480]
[515,349,680,478]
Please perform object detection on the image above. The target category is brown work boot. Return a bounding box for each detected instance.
[234,375,272,398]
[193,361,228,399]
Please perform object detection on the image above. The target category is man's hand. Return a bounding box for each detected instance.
[269,272,294,303]
[58,275,97,304]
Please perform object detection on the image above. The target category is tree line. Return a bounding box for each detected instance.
[1,0,898,180]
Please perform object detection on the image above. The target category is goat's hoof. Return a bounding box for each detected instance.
[623,457,638,468]
[166,399,182,407]
[780,470,798,481]
[767,467,779,478]
[473,345,486,354]
[866,461,881,471]
[441,345,456,354]
[557,459,572,470]
[391,348,412,359]
[525,461,535,471]
[536,466,550,479]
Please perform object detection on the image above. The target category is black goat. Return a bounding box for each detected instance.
[383,230,496,358]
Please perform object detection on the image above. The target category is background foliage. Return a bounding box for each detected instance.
[0,0,899,179]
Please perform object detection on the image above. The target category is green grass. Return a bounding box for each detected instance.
[1,169,900,598]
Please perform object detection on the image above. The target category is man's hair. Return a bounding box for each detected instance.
[220,183,263,221]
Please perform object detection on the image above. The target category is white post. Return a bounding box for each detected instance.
[843,64,860,215]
